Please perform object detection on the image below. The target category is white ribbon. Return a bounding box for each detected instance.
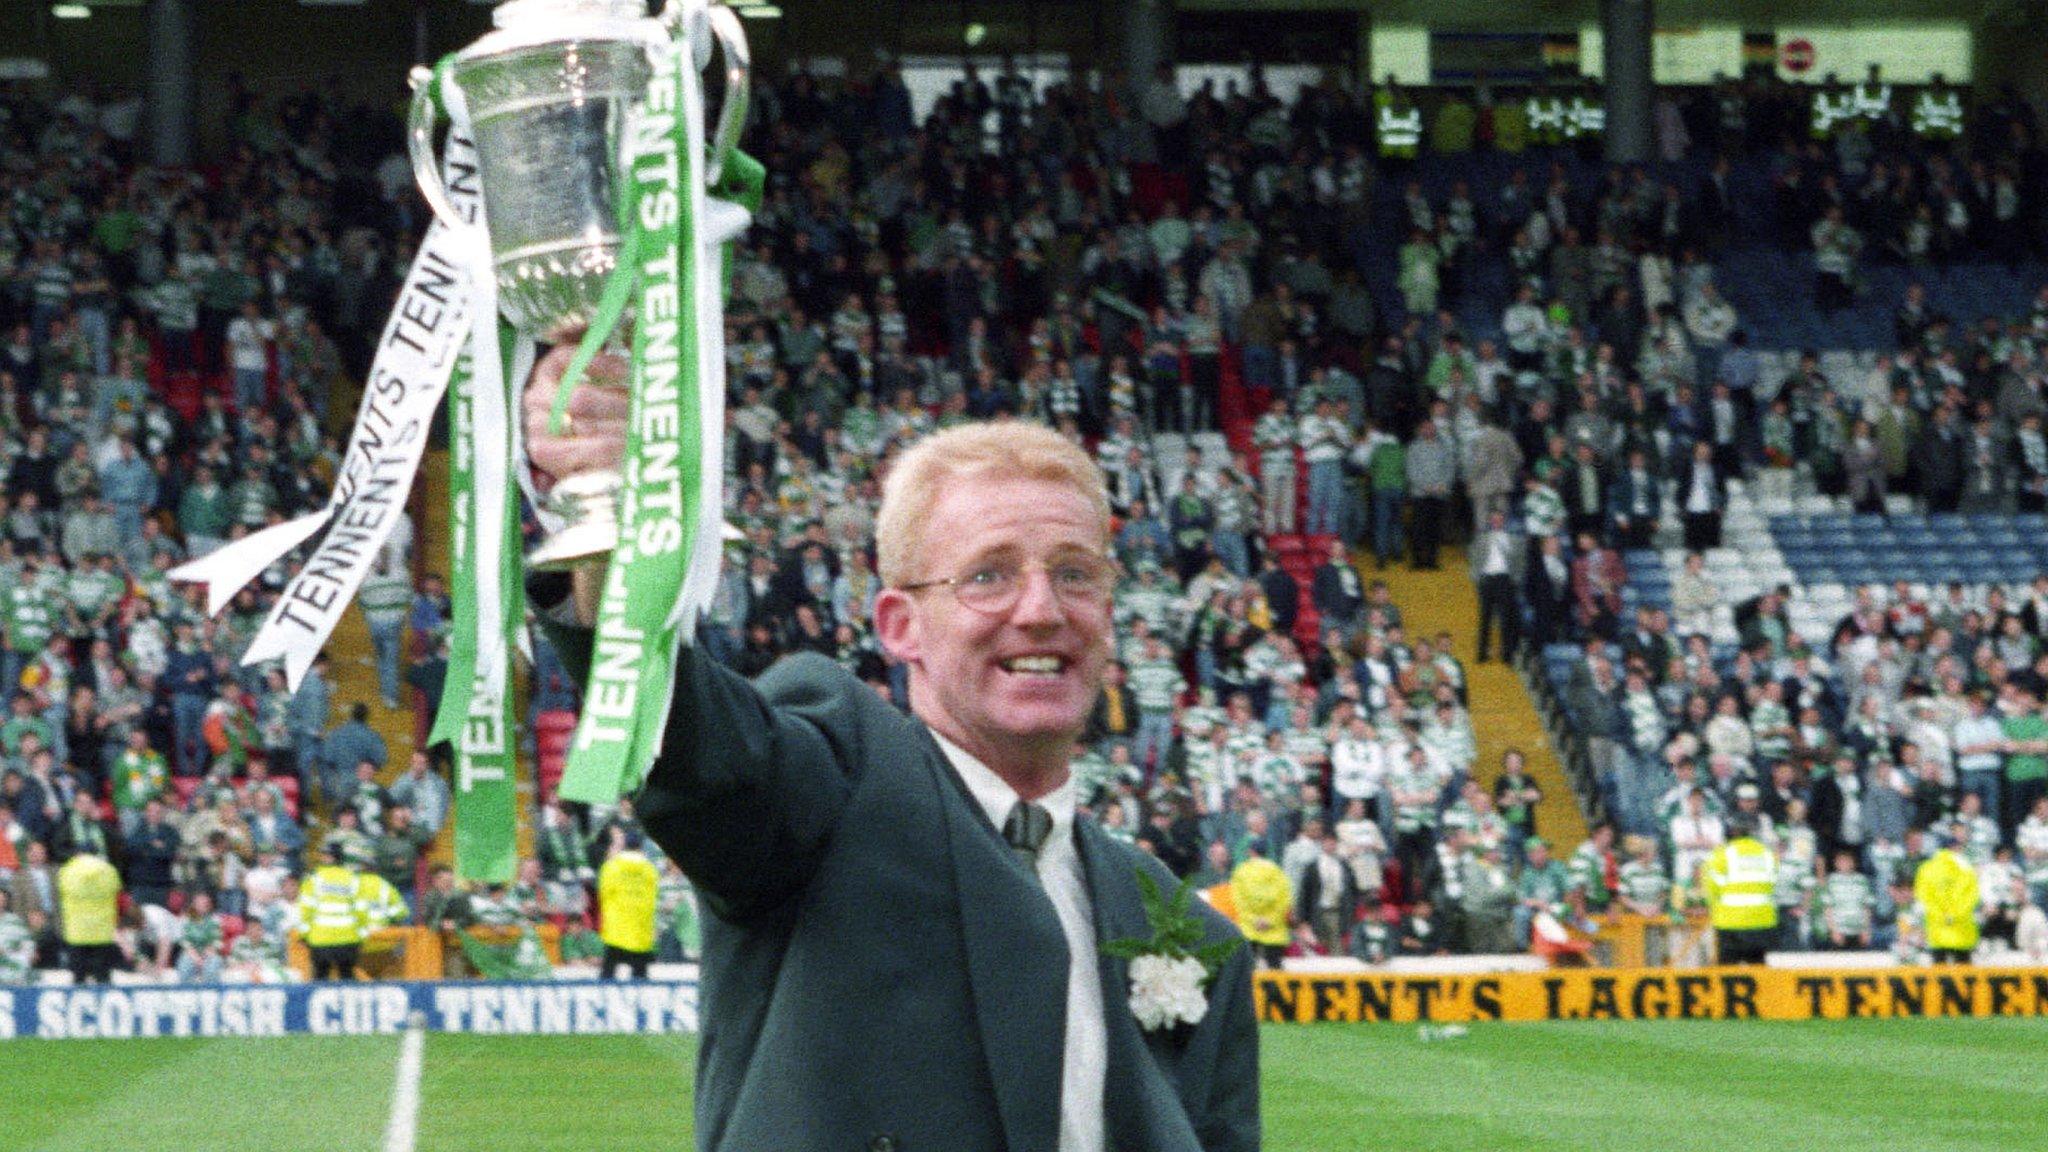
[445,85,520,722]
[670,50,737,633]
[172,136,483,690]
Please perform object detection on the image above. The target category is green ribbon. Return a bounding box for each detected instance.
[558,36,705,804]
[437,316,524,884]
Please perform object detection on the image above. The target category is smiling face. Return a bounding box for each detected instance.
[876,472,1112,789]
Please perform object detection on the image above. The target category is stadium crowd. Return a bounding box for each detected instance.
[3,52,2048,983]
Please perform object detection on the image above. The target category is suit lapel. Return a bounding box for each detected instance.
[928,731,1069,1152]
[1074,816,1204,1152]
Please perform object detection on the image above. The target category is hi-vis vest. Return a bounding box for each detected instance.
[1702,838,1779,931]
[358,872,409,932]
[1913,90,1964,139]
[1851,82,1893,122]
[297,865,371,946]
[1526,96,1567,145]
[1915,848,1980,951]
[1566,95,1605,139]
[1812,90,1852,139]
[1376,93,1421,157]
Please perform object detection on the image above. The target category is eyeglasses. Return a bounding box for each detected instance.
[900,553,1119,615]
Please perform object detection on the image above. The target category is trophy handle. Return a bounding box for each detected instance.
[703,4,750,187]
[658,1,750,187]
[408,66,466,231]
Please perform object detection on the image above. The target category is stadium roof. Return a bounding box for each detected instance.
[1359,0,2012,24]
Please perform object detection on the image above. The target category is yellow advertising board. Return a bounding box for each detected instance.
[1256,967,2048,1024]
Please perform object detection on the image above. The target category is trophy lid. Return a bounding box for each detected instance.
[492,0,650,29]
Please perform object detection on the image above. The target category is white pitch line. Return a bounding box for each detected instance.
[382,1016,427,1152]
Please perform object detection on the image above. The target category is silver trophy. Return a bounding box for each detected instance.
[408,0,749,570]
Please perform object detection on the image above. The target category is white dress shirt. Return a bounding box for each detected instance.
[1481,530,1512,576]
[936,733,1107,1152]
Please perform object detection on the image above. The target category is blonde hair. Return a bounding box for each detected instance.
[875,421,1110,587]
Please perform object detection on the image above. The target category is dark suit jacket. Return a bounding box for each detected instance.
[1560,460,1607,524]
[1620,630,1678,679]
[1808,772,1868,855]
[1310,561,1364,625]
[552,623,1259,1152]
[1293,857,1360,925]
[1087,683,1141,744]
[1258,568,1301,637]
[1606,469,1661,528]
[1523,556,1572,644]
[1779,674,1840,730]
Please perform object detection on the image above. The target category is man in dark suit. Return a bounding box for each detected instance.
[1677,440,1725,551]
[1779,652,1840,730]
[1559,442,1608,541]
[1523,534,1574,650]
[526,367,1258,1152]
[1619,607,1678,684]
[1257,556,1301,640]
[740,550,798,633]
[1309,539,1365,633]
[1808,755,1870,865]
[1605,449,1662,550]
[1087,661,1141,749]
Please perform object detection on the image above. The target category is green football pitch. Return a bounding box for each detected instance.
[2,1019,2045,1151]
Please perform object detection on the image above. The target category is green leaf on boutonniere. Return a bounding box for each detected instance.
[1100,869,1243,985]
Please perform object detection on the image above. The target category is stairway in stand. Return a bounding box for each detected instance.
[410,447,538,868]
[307,446,540,871]
[1364,544,1589,851]
[318,587,416,829]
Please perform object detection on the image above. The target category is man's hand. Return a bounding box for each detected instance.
[524,345,632,623]
[523,344,632,491]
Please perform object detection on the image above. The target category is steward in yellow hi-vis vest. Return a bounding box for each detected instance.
[1374,76,1421,161]
[296,838,372,980]
[57,852,121,985]
[599,837,662,980]
[1701,814,1778,964]
[1916,824,1980,964]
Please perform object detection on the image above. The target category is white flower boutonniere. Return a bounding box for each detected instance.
[1127,953,1211,1030]
[1100,870,1241,1033]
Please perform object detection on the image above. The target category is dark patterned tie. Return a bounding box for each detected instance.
[1002,801,1054,876]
